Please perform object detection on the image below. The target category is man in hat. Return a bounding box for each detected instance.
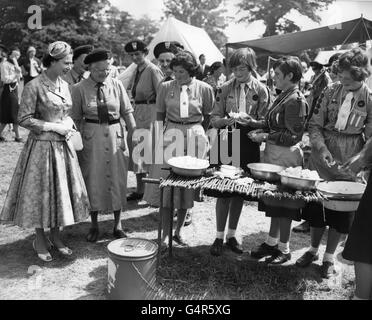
[153,41,183,82]
[62,44,94,86]
[124,40,163,202]
[19,46,42,84]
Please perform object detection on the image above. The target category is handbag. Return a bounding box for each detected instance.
[68,124,83,151]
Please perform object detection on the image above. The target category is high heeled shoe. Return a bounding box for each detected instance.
[48,238,73,256]
[33,240,53,262]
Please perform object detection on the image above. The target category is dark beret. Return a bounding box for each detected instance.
[309,61,324,68]
[73,45,94,61]
[153,41,183,59]
[84,48,112,64]
[124,40,147,53]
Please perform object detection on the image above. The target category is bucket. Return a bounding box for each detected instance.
[107,238,158,300]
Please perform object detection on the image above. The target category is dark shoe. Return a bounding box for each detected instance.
[113,229,127,239]
[173,234,187,246]
[126,192,143,201]
[225,237,243,254]
[320,261,337,279]
[292,221,310,233]
[210,238,223,256]
[14,137,23,143]
[86,228,99,242]
[296,251,319,268]
[250,242,278,259]
[266,249,291,265]
[184,210,192,226]
[0,136,5,142]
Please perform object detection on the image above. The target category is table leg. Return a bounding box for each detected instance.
[168,186,174,257]
[157,187,163,268]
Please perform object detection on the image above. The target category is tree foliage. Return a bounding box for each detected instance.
[163,0,230,51]
[237,0,334,37]
[0,0,159,62]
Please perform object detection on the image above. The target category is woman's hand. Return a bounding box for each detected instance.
[237,114,253,126]
[248,130,268,143]
[218,118,235,128]
[320,147,334,167]
[60,117,75,130]
[52,123,76,137]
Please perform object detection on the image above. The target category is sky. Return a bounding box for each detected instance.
[109,0,372,42]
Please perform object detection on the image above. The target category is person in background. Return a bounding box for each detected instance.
[296,48,372,278]
[152,41,183,82]
[0,47,23,142]
[195,54,210,80]
[71,49,136,242]
[0,44,6,108]
[62,45,93,86]
[109,57,120,79]
[202,61,225,96]
[342,136,372,300]
[124,40,164,202]
[248,56,307,264]
[208,48,270,256]
[20,46,42,85]
[0,41,90,262]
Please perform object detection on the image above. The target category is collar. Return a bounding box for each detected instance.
[176,78,195,89]
[40,72,62,91]
[233,77,253,90]
[87,76,109,87]
[137,59,150,72]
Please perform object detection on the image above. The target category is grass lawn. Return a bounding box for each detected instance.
[0,128,355,300]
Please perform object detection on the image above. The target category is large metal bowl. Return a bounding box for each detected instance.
[317,181,366,200]
[247,163,286,182]
[167,157,209,177]
[279,173,322,190]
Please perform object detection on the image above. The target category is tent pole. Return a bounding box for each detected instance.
[225,45,230,78]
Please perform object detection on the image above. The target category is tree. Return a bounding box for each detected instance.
[236,0,334,37]
[163,0,230,51]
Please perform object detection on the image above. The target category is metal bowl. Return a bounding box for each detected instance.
[247,163,286,182]
[317,181,366,200]
[167,157,209,177]
[279,173,322,190]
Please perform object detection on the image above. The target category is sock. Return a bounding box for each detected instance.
[278,241,290,254]
[308,246,319,255]
[226,229,236,239]
[323,252,334,263]
[216,231,224,240]
[265,236,278,247]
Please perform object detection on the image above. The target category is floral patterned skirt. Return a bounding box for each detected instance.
[0,135,90,229]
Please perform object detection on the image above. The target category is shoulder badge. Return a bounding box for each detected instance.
[252,94,258,101]
[358,100,365,108]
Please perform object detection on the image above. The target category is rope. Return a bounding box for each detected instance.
[340,18,362,48]
[361,17,372,42]
[131,262,159,292]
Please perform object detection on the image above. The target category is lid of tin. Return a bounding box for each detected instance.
[107,238,158,259]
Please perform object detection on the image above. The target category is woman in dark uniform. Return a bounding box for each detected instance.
[208,48,270,256]
[248,56,307,264]
[342,137,372,299]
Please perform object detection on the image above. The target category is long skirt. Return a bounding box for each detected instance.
[0,132,90,228]
[0,83,19,124]
[78,121,129,212]
[342,174,372,264]
[143,121,209,209]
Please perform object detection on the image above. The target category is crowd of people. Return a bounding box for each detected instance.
[0,38,372,300]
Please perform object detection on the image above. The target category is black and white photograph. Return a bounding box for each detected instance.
[0,0,372,304]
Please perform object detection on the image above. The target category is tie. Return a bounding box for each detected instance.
[180,85,189,118]
[131,67,144,100]
[335,92,353,131]
[96,82,110,124]
[239,83,246,113]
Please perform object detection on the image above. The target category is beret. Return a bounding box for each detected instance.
[84,48,112,64]
[124,40,147,53]
[73,45,94,61]
[153,41,183,59]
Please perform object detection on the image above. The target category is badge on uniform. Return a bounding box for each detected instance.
[216,97,220,102]
[313,109,319,115]
[358,101,365,108]
[252,94,258,101]
[132,42,137,50]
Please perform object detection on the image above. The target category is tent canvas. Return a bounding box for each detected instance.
[119,17,225,88]
[146,17,225,65]
[226,17,372,55]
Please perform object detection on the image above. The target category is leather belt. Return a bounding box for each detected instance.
[85,118,120,125]
[134,100,156,104]
[168,120,201,125]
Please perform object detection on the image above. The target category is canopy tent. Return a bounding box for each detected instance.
[226,17,372,55]
[147,17,224,65]
[119,17,225,89]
